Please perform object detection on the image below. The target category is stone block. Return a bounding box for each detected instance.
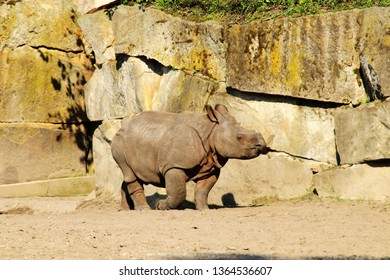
[112,5,226,81]
[208,92,337,164]
[0,46,92,123]
[78,10,115,64]
[207,153,313,206]
[85,57,217,121]
[358,8,390,99]
[227,8,390,104]
[0,123,90,184]
[0,176,94,198]
[0,0,83,52]
[92,120,123,196]
[335,99,390,164]
[152,71,218,113]
[84,58,161,121]
[313,164,390,201]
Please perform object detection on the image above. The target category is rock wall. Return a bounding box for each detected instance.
[228,8,390,104]
[1,0,389,204]
[79,3,390,204]
[0,0,95,197]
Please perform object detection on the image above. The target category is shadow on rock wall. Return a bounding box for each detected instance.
[36,14,97,173]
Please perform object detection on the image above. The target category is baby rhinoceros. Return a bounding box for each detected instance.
[111,104,268,211]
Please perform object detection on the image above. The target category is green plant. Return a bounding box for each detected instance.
[114,0,390,24]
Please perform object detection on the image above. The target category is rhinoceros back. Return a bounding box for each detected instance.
[112,111,177,186]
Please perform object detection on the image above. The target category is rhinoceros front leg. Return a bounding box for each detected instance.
[121,181,151,211]
[194,170,220,210]
[156,169,187,210]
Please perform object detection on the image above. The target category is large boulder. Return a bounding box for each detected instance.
[208,92,337,164]
[0,46,92,123]
[313,163,390,201]
[0,0,84,52]
[227,7,390,104]
[1,0,93,123]
[85,57,218,121]
[0,123,91,184]
[92,120,123,196]
[358,7,390,99]
[207,153,313,205]
[151,71,218,113]
[84,59,145,121]
[112,5,226,81]
[335,99,390,164]
[78,10,115,64]
[0,176,94,198]
[0,0,94,199]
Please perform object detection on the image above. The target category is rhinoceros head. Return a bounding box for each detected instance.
[206,104,268,160]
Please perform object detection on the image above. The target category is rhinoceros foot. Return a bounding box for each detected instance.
[120,181,152,211]
[134,204,152,211]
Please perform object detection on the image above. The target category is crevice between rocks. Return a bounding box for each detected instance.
[115,53,176,75]
[268,149,333,166]
[226,87,345,109]
[26,44,85,55]
[365,159,390,168]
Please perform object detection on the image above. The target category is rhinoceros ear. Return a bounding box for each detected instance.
[206,105,218,122]
[206,104,228,123]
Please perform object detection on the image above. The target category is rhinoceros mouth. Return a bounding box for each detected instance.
[242,147,260,158]
[248,145,268,155]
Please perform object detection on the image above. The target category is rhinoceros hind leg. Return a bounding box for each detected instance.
[121,182,134,211]
[121,181,151,211]
[157,169,187,210]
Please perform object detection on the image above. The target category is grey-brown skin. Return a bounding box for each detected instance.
[111,104,268,211]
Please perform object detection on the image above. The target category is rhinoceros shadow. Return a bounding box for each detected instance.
[144,192,239,210]
[121,179,242,210]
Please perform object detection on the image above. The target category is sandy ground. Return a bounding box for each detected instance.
[0,197,389,260]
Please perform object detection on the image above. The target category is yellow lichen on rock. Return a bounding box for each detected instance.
[269,40,282,77]
[286,47,303,91]
[189,48,213,77]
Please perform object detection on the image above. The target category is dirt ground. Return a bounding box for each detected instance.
[0,196,389,260]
